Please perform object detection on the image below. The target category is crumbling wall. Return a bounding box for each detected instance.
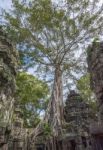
[87,41,103,149]
[0,29,18,149]
[87,42,103,121]
[0,29,39,150]
[8,101,28,150]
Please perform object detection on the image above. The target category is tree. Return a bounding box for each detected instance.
[77,73,97,115]
[16,71,49,128]
[77,74,93,102]
[2,0,103,135]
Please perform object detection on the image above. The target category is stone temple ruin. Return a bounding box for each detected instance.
[0,29,18,149]
[0,29,103,150]
[63,90,92,150]
[31,91,92,150]
[8,101,28,150]
[87,42,103,149]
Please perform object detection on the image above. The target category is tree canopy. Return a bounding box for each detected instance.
[15,71,49,127]
[3,0,103,79]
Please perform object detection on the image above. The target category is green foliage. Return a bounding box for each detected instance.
[77,74,92,101]
[16,72,49,103]
[16,71,49,127]
[77,74,97,113]
[42,122,52,137]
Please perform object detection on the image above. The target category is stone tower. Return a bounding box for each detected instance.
[63,91,91,150]
[0,28,18,149]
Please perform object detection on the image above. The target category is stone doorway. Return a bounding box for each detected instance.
[62,139,76,150]
[92,135,103,150]
[70,140,76,150]
[36,144,45,150]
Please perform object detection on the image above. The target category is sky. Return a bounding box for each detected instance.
[0,0,65,10]
[0,0,12,23]
[0,0,12,9]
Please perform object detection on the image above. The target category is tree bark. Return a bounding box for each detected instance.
[48,65,64,136]
[30,66,64,144]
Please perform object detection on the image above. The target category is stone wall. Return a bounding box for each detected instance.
[87,41,103,149]
[8,102,28,150]
[0,29,34,150]
[87,42,103,121]
[0,28,18,149]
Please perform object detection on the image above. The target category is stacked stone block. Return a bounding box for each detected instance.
[87,42,103,149]
[64,90,91,150]
[0,28,18,149]
[87,42,103,121]
[8,102,27,150]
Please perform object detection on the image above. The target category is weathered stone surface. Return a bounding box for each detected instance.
[0,29,31,149]
[87,42,103,149]
[0,28,18,148]
[8,101,28,150]
[87,42,103,121]
[64,91,91,129]
[63,90,92,150]
[33,91,92,150]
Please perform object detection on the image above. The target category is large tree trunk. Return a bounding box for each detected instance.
[45,66,64,136]
[30,66,64,148]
